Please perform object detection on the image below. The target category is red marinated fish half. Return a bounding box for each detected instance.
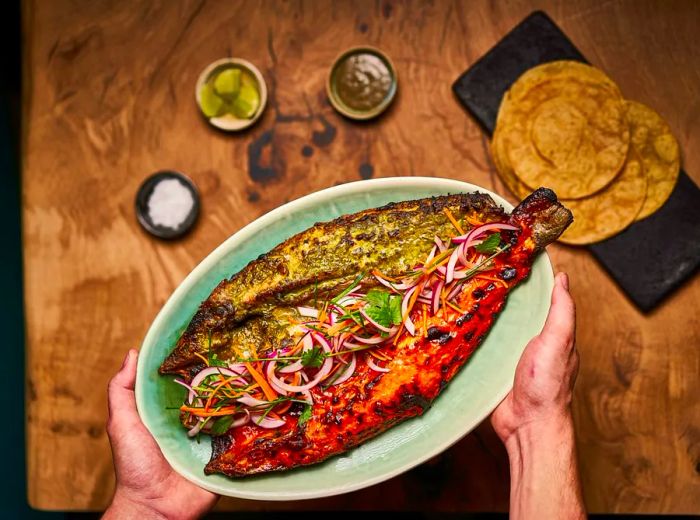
[160,188,572,477]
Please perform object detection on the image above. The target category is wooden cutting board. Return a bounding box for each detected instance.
[22,0,700,513]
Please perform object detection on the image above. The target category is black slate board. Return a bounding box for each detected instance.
[452,11,700,312]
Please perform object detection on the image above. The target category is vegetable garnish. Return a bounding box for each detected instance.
[174,221,518,436]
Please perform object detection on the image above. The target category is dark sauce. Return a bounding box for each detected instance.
[334,52,393,111]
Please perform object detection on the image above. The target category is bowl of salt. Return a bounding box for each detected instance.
[135,171,200,239]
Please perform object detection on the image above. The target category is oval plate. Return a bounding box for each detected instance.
[136,177,553,500]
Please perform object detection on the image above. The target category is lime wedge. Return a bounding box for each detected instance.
[199,83,224,118]
[213,68,241,99]
[232,84,260,119]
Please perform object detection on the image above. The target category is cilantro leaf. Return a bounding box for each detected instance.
[209,415,234,435]
[301,346,325,368]
[475,232,502,254]
[364,289,403,328]
[298,404,313,426]
[389,294,402,325]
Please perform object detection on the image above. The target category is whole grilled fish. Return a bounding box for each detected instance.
[160,188,572,477]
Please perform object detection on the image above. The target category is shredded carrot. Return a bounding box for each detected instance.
[422,305,428,337]
[425,255,452,275]
[194,352,210,366]
[446,300,466,314]
[244,362,278,401]
[476,274,508,288]
[393,323,404,345]
[204,375,240,410]
[180,406,237,417]
[372,269,401,283]
[369,349,390,361]
[465,215,484,227]
[443,208,465,235]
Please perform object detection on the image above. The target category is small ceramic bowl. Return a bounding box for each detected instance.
[327,46,397,120]
[195,58,268,131]
[135,170,200,239]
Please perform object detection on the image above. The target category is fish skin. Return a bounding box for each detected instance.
[160,193,509,374]
[160,188,571,477]
[203,188,572,477]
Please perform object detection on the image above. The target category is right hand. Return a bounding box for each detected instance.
[491,272,579,442]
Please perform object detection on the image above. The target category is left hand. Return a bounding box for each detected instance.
[103,349,219,520]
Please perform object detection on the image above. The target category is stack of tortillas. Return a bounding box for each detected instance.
[491,60,680,245]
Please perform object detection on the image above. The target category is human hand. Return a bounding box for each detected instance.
[103,349,219,520]
[491,272,579,443]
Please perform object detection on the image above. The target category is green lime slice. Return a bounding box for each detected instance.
[213,68,241,99]
[199,83,224,118]
[232,84,260,119]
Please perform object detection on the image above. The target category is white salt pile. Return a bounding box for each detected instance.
[148,178,195,230]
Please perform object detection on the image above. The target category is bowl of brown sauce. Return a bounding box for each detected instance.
[327,46,397,120]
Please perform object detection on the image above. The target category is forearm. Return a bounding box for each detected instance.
[504,414,586,520]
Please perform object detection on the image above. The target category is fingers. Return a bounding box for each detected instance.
[107,349,139,426]
[538,273,576,351]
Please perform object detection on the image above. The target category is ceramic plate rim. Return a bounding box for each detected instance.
[136,176,553,500]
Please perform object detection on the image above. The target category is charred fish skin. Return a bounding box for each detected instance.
[160,193,509,374]
[202,189,572,477]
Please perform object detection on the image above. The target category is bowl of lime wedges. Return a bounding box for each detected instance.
[195,58,267,131]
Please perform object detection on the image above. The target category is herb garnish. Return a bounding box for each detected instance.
[474,232,502,254]
[301,346,326,368]
[209,415,234,435]
[297,404,313,426]
[364,289,402,328]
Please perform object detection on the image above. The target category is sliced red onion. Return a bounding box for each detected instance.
[187,418,207,437]
[237,394,270,408]
[331,354,357,385]
[267,358,333,392]
[446,283,462,301]
[336,296,359,306]
[301,390,313,404]
[431,280,444,315]
[278,359,303,374]
[296,306,319,318]
[351,334,385,344]
[231,410,251,428]
[266,335,333,392]
[264,361,289,395]
[250,414,286,429]
[401,285,418,336]
[227,363,247,374]
[173,378,196,405]
[366,355,390,373]
[425,245,437,264]
[373,273,417,291]
[452,222,518,244]
[452,267,475,280]
[269,378,289,396]
[445,245,462,283]
[190,366,243,390]
[436,265,447,276]
[360,308,394,333]
[341,341,368,349]
[312,333,332,352]
[434,235,447,253]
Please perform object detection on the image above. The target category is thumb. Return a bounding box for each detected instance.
[107,349,139,424]
[538,273,576,352]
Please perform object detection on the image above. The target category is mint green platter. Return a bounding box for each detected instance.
[135,177,554,500]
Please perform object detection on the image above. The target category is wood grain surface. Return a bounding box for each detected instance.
[22,0,699,513]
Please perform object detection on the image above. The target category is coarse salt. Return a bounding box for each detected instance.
[148,178,195,230]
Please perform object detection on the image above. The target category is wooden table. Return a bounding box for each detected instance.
[23,0,700,513]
